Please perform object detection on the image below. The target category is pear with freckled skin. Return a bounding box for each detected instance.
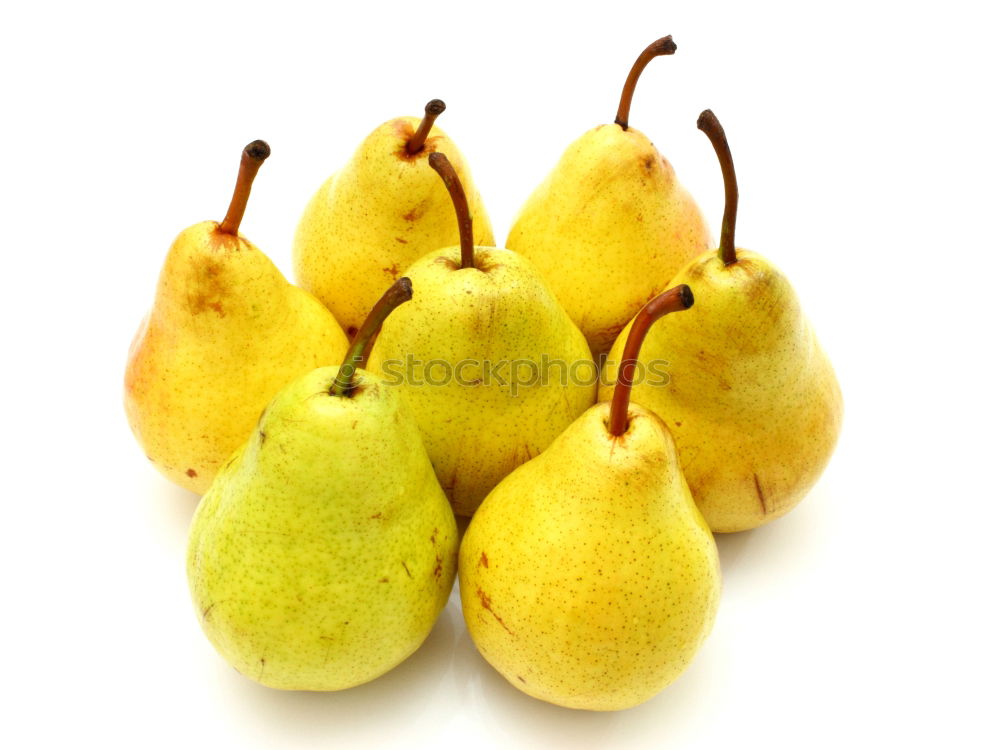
[293,99,494,336]
[366,153,595,518]
[125,141,349,495]
[506,36,711,356]
[460,285,720,711]
[187,279,458,691]
[600,111,843,532]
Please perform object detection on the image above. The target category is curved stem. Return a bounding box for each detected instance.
[614,35,676,130]
[218,140,270,235]
[330,277,413,397]
[608,284,694,436]
[428,152,475,269]
[698,110,739,265]
[407,99,446,154]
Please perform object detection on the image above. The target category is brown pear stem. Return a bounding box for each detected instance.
[698,110,739,266]
[614,35,677,130]
[406,99,446,154]
[218,140,270,235]
[608,285,695,436]
[330,277,413,397]
[428,152,475,269]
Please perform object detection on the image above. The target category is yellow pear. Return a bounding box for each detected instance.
[188,279,458,690]
[600,111,843,532]
[460,285,720,711]
[366,153,595,517]
[506,36,711,356]
[293,99,494,336]
[125,141,349,495]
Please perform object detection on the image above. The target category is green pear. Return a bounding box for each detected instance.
[293,99,494,336]
[366,153,596,517]
[187,279,458,691]
[600,111,843,532]
[506,36,711,356]
[459,285,720,711]
[125,141,349,494]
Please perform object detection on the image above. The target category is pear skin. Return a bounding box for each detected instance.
[124,142,349,494]
[601,251,842,531]
[187,367,457,690]
[459,401,720,711]
[293,102,494,335]
[367,245,596,517]
[507,123,710,355]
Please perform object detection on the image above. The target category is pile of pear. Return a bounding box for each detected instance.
[123,35,841,711]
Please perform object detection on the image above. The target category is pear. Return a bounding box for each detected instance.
[506,35,712,356]
[459,285,720,711]
[125,141,349,495]
[600,111,843,532]
[366,153,596,517]
[187,279,458,691]
[293,99,494,336]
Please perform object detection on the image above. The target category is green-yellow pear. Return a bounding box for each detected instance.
[187,279,458,691]
[506,36,711,356]
[366,153,596,517]
[294,99,494,336]
[460,285,720,711]
[125,141,349,495]
[600,111,843,532]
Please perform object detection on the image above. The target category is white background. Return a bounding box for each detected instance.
[3,1,998,748]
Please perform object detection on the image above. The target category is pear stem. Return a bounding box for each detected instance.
[406,99,446,154]
[218,140,271,236]
[428,152,475,270]
[698,110,739,266]
[614,35,677,130]
[330,277,414,397]
[608,285,694,437]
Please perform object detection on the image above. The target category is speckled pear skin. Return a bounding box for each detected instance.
[365,246,596,518]
[459,400,720,711]
[187,367,457,691]
[599,250,843,532]
[506,124,711,356]
[293,116,494,335]
[124,222,350,495]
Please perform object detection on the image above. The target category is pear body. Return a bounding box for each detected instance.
[600,250,843,531]
[124,222,349,494]
[459,401,720,711]
[187,367,457,691]
[293,116,494,335]
[506,124,711,356]
[366,246,596,517]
